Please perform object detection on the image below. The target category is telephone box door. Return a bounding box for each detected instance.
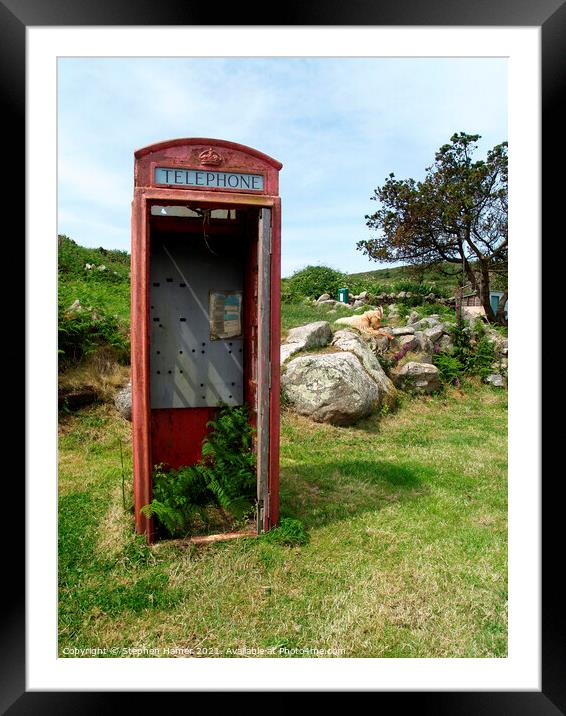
[256,208,271,532]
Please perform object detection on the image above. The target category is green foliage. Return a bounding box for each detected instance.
[286,265,346,301]
[345,277,387,297]
[58,279,131,325]
[432,352,465,385]
[261,517,309,547]
[58,301,130,369]
[141,463,215,536]
[379,401,392,418]
[142,405,257,537]
[140,499,187,537]
[58,234,130,283]
[432,318,496,384]
[348,262,463,296]
[390,280,447,298]
[120,534,154,569]
[200,405,257,512]
[58,235,131,369]
[280,277,294,304]
[467,330,497,379]
[418,303,454,320]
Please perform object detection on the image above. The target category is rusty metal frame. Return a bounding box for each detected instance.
[132,190,280,543]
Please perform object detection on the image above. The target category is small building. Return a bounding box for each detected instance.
[489,290,508,319]
[455,283,508,320]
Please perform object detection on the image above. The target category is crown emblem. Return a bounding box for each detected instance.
[199,148,223,166]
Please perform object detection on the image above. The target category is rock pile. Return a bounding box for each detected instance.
[280,321,333,364]
[111,312,508,426]
[279,308,508,425]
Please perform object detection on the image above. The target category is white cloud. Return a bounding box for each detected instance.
[57,57,507,271]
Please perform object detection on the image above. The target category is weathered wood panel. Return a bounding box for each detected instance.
[256,208,271,533]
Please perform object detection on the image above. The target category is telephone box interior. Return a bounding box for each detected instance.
[148,203,260,476]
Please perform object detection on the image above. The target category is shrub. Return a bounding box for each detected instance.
[432,318,496,385]
[58,302,130,369]
[346,278,387,297]
[467,331,497,379]
[287,265,346,301]
[200,405,257,512]
[281,277,294,303]
[58,235,131,370]
[432,352,465,385]
[141,464,215,536]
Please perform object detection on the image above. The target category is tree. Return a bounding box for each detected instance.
[357,132,508,322]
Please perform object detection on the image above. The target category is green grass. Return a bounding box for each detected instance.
[58,234,130,279]
[58,279,131,324]
[281,301,374,340]
[58,235,506,657]
[58,382,507,658]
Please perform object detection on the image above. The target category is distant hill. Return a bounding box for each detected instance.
[347,262,465,295]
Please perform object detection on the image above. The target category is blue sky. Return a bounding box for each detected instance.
[58,57,507,277]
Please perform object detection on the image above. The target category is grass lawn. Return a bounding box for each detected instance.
[58,380,507,658]
[281,301,360,340]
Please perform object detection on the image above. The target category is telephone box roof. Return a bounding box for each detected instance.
[134,137,283,170]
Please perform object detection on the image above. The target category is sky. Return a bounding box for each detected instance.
[57,57,507,277]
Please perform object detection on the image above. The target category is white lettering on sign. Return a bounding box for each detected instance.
[155,167,264,191]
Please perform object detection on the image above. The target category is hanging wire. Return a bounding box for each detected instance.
[193,207,221,257]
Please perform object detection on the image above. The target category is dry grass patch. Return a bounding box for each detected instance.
[59,357,130,404]
[95,485,132,561]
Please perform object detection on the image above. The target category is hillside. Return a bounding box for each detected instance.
[348,262,464,295]
[58,235,131,323]
[58,236,131,404]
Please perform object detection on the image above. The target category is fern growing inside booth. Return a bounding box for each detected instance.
[141,404,257,538]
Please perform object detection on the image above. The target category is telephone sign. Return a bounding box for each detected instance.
[155,167,264,191]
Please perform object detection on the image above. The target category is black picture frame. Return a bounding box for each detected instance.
[12,0,558,710]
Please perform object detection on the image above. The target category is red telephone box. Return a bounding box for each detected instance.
[130,138,282,543]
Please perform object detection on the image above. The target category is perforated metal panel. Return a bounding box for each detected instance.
[149,234,245,409]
